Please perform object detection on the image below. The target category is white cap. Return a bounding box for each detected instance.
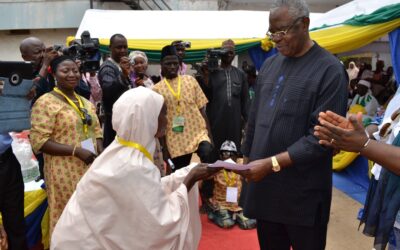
[358,79,371,89]
[220,140,237,152]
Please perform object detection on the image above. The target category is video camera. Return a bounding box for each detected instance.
[0,61,35,133]
[206,48,229,71]
[59,31,101,72]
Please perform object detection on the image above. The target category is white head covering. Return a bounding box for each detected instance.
[358,79,371,89]
[112,86,162,152]
[220,140,237,153]
[346,61,359,81]
[129,50,148,65]
[51,87,201,250]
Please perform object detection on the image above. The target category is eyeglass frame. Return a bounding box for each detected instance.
[266,16,306,40]
[220,151,237,157]
[79,107,93,126]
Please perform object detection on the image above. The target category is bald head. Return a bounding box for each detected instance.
[20,37,43,54]
[20,37,45,70]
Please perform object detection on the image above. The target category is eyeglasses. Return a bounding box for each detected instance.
[80,107,93,126]
[266,16,305,40]
[221,151,236,157]
[379,108,400,138]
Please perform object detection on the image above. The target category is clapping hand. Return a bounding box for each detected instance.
[318,111,358,130]
[0,225,8,250]
[314,111,368,152]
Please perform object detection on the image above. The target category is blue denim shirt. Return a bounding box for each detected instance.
[0,133,12,154]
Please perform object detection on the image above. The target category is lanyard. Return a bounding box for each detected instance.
[164,76,182,113]
[116,136,154,163]
[223,169,237,187]
[53,87,89,136]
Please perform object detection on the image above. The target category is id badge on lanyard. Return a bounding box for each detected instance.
[226,187,238,203]
[164,77,185,133]
[81,138,96,154]
[172,116,185,133]
[224,169,238,203]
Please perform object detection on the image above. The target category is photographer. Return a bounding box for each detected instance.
[66,35,102,105]
[198,40,249,213]
[171,40,190,75]
[20,37,97,104]
[200,39,249,162]
[98,34,131,148]
[20,37,59,104]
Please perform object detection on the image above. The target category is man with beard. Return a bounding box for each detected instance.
[153,45,213,171]
[98,34,131,148]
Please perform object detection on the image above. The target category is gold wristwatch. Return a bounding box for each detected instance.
[271,156,281,172]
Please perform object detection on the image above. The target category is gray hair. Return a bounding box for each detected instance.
[270,0,310,18]
[129,50,148,65]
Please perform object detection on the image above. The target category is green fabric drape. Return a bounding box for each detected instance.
[311,3,400,31]
[344,3,400,26]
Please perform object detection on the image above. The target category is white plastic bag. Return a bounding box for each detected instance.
[10,131,39,183]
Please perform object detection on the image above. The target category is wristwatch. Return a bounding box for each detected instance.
[271,156,281,172]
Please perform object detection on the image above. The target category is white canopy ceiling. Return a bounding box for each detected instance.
[75,10,322,39]
[75,0,399,40]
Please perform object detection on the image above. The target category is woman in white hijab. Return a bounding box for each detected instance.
[346,61,359,82]
[51,87,219,250]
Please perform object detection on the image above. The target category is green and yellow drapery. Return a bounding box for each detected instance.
[310,2,400,54]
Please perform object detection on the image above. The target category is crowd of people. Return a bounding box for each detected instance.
[346,60,397,126]
[0,0,398,249]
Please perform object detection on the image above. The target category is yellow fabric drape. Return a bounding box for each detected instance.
[310,18,400,54]
[332,151,359,171]
[23,189,47,217]
[24,189,50,249]
[0,189,46,224]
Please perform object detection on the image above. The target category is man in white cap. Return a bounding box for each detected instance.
[350,79,379,125]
